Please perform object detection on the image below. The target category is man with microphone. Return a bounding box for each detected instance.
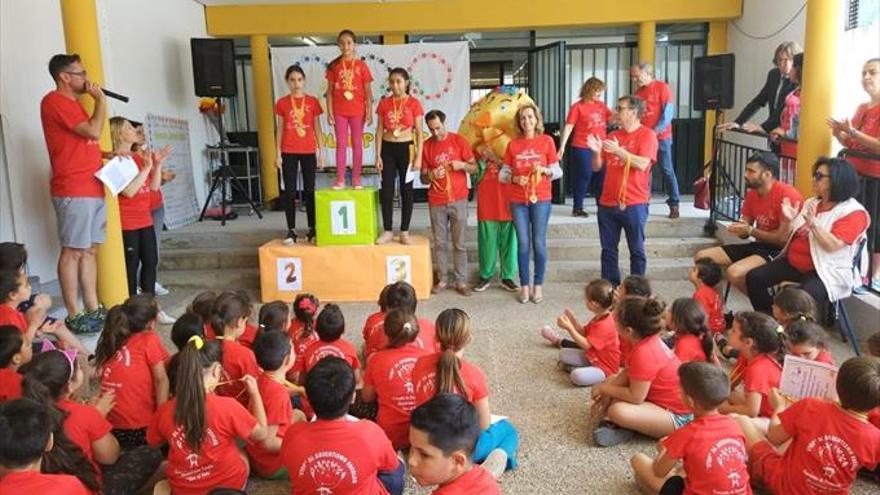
[40,53,108,334]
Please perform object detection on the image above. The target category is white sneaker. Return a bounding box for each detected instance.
[154,282,169,296]
[481,448,508,479]
[157,310,177,325]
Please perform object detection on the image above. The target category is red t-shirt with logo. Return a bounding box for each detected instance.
[0,303,27,334]
[662,413,751,495]
[868,408,880,429]
[742,353,782,418]
[57,398,113,469]
[503,134,558,204]
[433,465,501,495]
[565,99,612,148]
[635,80,673,141]
[147,393,257,495]
[363,317,439,360]
[280,417,399,495]
[846,102,880,177]
[376,96,424,134]
[0,471,90,494]
[476,159,513,221]
[118,154,154,231]
[0,367,22,401]
[693,285,726,335]
[422,132,474,206]
[296,338,361,374]
[245,374,297,477]
[583,313,620,377]
[741,181,803,233]
[275,94,323,154]
[363,344,431,449]
[599,126,658,208]
[326,58,373,117]
[761,398,880,495]
[40,91,104,197]
[411,352,489,407]
[627,334,689,414]
[674,334,708,364]
[786,205,869,273]
[99,330,169,429]
[215,339,260,407]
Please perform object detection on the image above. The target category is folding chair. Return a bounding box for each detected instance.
[829,238,867,356]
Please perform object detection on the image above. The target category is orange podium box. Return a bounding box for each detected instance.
[258,236,432,303]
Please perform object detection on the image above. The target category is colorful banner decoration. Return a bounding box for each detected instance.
[144,114,199,229]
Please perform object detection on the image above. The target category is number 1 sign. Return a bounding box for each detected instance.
[330,200,357,235]
[277,257,303,292]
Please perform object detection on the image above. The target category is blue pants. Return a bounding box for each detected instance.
[570,147,604,211]
[511,201,552,286]
[473,419,519,471]
[377,459,405,495]
[597,204,649,286]
[657,138,680,206]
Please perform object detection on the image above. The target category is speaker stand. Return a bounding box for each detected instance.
[198,97,263,226]
[705,108,724,236]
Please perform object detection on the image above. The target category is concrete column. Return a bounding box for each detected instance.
[703,21,728,167]
[383,33,406,45]
[637,21,656,65]
[250,34,280,202]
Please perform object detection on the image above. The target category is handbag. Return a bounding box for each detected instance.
[693,161,711,210]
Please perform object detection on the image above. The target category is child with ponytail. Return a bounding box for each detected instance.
[591,296,691,448]
[784,319,834,365]
[258,300,291,334]
[289,293,320,374]
[361,309,431,448]
[210,291,260,406]
[667,298,716,364]
[147,336,268,495]
[772,286,818,328]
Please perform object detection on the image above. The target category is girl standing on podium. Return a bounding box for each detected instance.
[326,29,373,190]
[275,64,325,245]
[375,68,424,244]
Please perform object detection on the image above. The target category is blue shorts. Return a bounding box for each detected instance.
[671,411,694,429]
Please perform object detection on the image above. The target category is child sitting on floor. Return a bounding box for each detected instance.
[365,282,438,359]
[690,258,727,335]
[667,298,716,364]
[294,304,361,380]
[614,275,652,367]
[209,291,260,406]
[630,361,750,495]
[289,293,320,377]
[771,286,818,327]
[784,319,834,365]
[0,325,31,401]
[362,284,390,360]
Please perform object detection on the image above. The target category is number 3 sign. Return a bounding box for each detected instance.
[330,200,356,235]
[277,257,303,291]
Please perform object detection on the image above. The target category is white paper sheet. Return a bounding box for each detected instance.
[780,354,839,401]
[94,156,138,196]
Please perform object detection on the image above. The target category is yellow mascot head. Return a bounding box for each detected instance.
[459,86,535,163]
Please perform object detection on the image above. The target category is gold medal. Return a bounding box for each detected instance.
[618,201,627,211]
[343,90,354,100]
[392,128,401,137]
[529,194,538,204]
[296,127,306,138]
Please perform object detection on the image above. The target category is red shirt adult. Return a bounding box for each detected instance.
[741,180,803,234]
[275,94,323,154]
[364,317,439,360]
[693,285,726,335]
[476,159,513,221]
[845,102,880,177]
[0,367,22,401]
[673,334,708,364]
[215,339,260,407]
[118,154,154,231]
[599,126,658,208]
[363,344,431,449]
[635,80,673,141]
[0,303,27,334]
[40,90,104,197]
[742,353,782,417]
[565,99,612,148]
[662,413,751,495]
[786,205,869,272]
[753,398,880,495]
[99,330,169,429]
[296,338,361,375]
[582,313,620,377]
[0,471,90,494]
[326,58,373,117]
[433,465,501,495]
[245,374,296,477]
[411,352,489,407]
[503,134,558,204]
[147,394,257,495]
[57,398,112,469]
[280,416,399,495]
[422,132,474,206]
[376,96,424,134]
[627,334,689,414]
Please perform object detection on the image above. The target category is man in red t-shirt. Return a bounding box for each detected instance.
[421,110,477,297]
[695,151,803,295]
[39,54,108,333]
[631,63,680,218]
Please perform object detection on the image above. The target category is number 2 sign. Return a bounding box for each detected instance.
[330,200,356,235]
[277,257,303,292]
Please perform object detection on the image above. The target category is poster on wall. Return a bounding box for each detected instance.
[145,114,200,229]
[270,42,471,183]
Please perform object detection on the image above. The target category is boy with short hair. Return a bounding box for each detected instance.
[630,361,750,495]
[735,356,880,494]
[409,393,501,494]
[0,398,90,493]
[295,304,361,378]
[690,258,726,335]
[0,325,32,401]
[280,356,404,494]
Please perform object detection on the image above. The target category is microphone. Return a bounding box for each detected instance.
[101,88,129,103]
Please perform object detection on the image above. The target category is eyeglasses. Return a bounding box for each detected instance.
[63,70,87,78]
[812,171,830,181]
[615,106,632,111]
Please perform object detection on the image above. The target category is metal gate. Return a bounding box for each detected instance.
[528,41,567,203]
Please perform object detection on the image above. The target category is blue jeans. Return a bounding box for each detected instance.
[657,138,680,206]
[597,204,649,286]
[510,201,552,286]
[377,459,405,495]
[570,147,604,211]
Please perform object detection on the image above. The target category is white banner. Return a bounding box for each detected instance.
[270,41,470,173]
[145,114,200,229]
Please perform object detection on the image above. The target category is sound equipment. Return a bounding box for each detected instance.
[191,38,237,97]
[694,54,735,111]
[101,88,129,102]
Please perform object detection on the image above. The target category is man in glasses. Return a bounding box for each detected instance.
[39,54,108,334]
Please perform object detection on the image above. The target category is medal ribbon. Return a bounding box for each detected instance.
[617,153,631,209]
[290,94,306,136]
[341,59,355,92]
[430,163,454,202]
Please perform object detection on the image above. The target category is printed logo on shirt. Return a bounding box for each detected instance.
[803,435,858,492]
[755,211,778,232]
[387,357,419,410]
[306,345,345,370]
[414,371,437,398]
[706,437,749,494]
[169,425,221,481]
[299,451,359,492]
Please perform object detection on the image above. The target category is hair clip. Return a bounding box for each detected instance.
[775,325,785,335]
[188,335,204,350]
[40,340,78,381]
[403,322,412,332]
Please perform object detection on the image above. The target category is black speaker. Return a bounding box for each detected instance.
[191,38,237,97]
[694,54,734,111]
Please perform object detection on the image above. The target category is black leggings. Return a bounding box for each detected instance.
[281,153,317,230]
[380,141,414,232]
[122,226,157,297]
[745,256,828,314]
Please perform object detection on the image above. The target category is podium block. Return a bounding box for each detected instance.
[315,187,380,246]
[258,236,432,302]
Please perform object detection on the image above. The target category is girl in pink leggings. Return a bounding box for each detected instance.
[325,29,373,189]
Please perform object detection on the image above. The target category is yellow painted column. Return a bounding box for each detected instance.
[383,33,406,45]
[637,21,656,65]
[703,21,728,167]
[795,0,840,196]
[59,0,127,307]
[250,34,280,202]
